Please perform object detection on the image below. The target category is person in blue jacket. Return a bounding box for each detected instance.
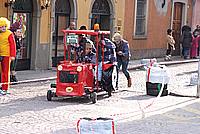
[112,33,132,88]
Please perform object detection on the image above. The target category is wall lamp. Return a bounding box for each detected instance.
[41,0,51,10]
[4,0,15,8]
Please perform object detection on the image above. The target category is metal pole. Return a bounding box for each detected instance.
[197,59,200,98]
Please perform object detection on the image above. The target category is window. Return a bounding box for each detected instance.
[135,0,147,37]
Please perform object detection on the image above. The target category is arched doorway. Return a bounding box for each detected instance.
[12,0,33,70]
[52,0,71,67]
[91,0,111,31]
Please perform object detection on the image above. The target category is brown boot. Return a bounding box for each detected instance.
[128,78,132,87]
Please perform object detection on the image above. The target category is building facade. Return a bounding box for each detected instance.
[0,0,125,70]
[124,0,198,59]
[0,0,199,70]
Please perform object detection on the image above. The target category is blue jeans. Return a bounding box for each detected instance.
[94,62,102,81]
[183,47,190,59]
[116,58,130,87]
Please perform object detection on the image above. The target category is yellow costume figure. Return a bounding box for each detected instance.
[0,17,16,95]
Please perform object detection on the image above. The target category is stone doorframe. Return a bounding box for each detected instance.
[30,0,41,70]
[89,0,115,35]
[47,0,78,69]
[170,0,188,29]
[51,0,78,30]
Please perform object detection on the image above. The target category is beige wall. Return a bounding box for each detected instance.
[0,0,8,18]
[77,0,91,29]
[40,9,50,43]
[114,0,125,35]
[76,0,125,35]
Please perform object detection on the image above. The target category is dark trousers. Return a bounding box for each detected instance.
[116,57,130,87]
[182,47,190,59]
[166,44,173,56]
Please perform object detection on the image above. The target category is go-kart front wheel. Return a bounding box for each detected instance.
[47,90,53,101]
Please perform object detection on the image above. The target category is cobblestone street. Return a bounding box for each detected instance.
[0,62,199,134]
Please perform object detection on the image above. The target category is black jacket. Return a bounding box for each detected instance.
[181,31,192,48]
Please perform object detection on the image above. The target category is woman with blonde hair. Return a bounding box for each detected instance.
[112,33,132,88]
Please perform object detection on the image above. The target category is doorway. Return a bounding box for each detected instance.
[12,0,33,70]
[172,2,183,55]
[91,0,111,31]
[52,0,71,67]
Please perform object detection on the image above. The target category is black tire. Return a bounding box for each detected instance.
[47,90,52,101]
[102,66,114,94]
[90,92,97,104]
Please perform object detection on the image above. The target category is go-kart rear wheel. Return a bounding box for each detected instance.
[90,92,97,104]
[47,90,52,101]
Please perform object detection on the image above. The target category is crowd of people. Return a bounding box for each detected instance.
[166,25,200,60]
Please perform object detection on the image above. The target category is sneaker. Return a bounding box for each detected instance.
[11,75,18,82]
[5,90,11,95]
[0,89,6,95]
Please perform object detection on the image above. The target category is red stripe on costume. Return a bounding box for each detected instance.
[8,33,16,57]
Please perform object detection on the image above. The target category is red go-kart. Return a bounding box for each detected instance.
[47,30,117,103]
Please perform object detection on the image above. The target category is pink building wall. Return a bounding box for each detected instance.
[192,0,200,30]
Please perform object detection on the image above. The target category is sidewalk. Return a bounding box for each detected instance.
[16,56,199,83]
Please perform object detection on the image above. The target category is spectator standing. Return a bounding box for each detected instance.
[165,29,175,61]
[193,25,200,35]
[190,30,199,59]
[180,25,192,59]
[112,33,132,88]
[193,25,200,56]
[0,17,16,95]
[10,22,23,82]
[67,21,76,30]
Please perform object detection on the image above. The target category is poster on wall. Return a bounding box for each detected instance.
[12,13,27,59]
[13,13,27,37]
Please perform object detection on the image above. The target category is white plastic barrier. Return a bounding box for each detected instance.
[190,73,198,85]
[77,118,115,134]
[146,65,170,84]
[141,58,157,70]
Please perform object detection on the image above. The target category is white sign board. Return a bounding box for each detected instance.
[66,34,78,44]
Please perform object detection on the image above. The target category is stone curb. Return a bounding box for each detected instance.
[16,59,199,84]
[128,59,199,70]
